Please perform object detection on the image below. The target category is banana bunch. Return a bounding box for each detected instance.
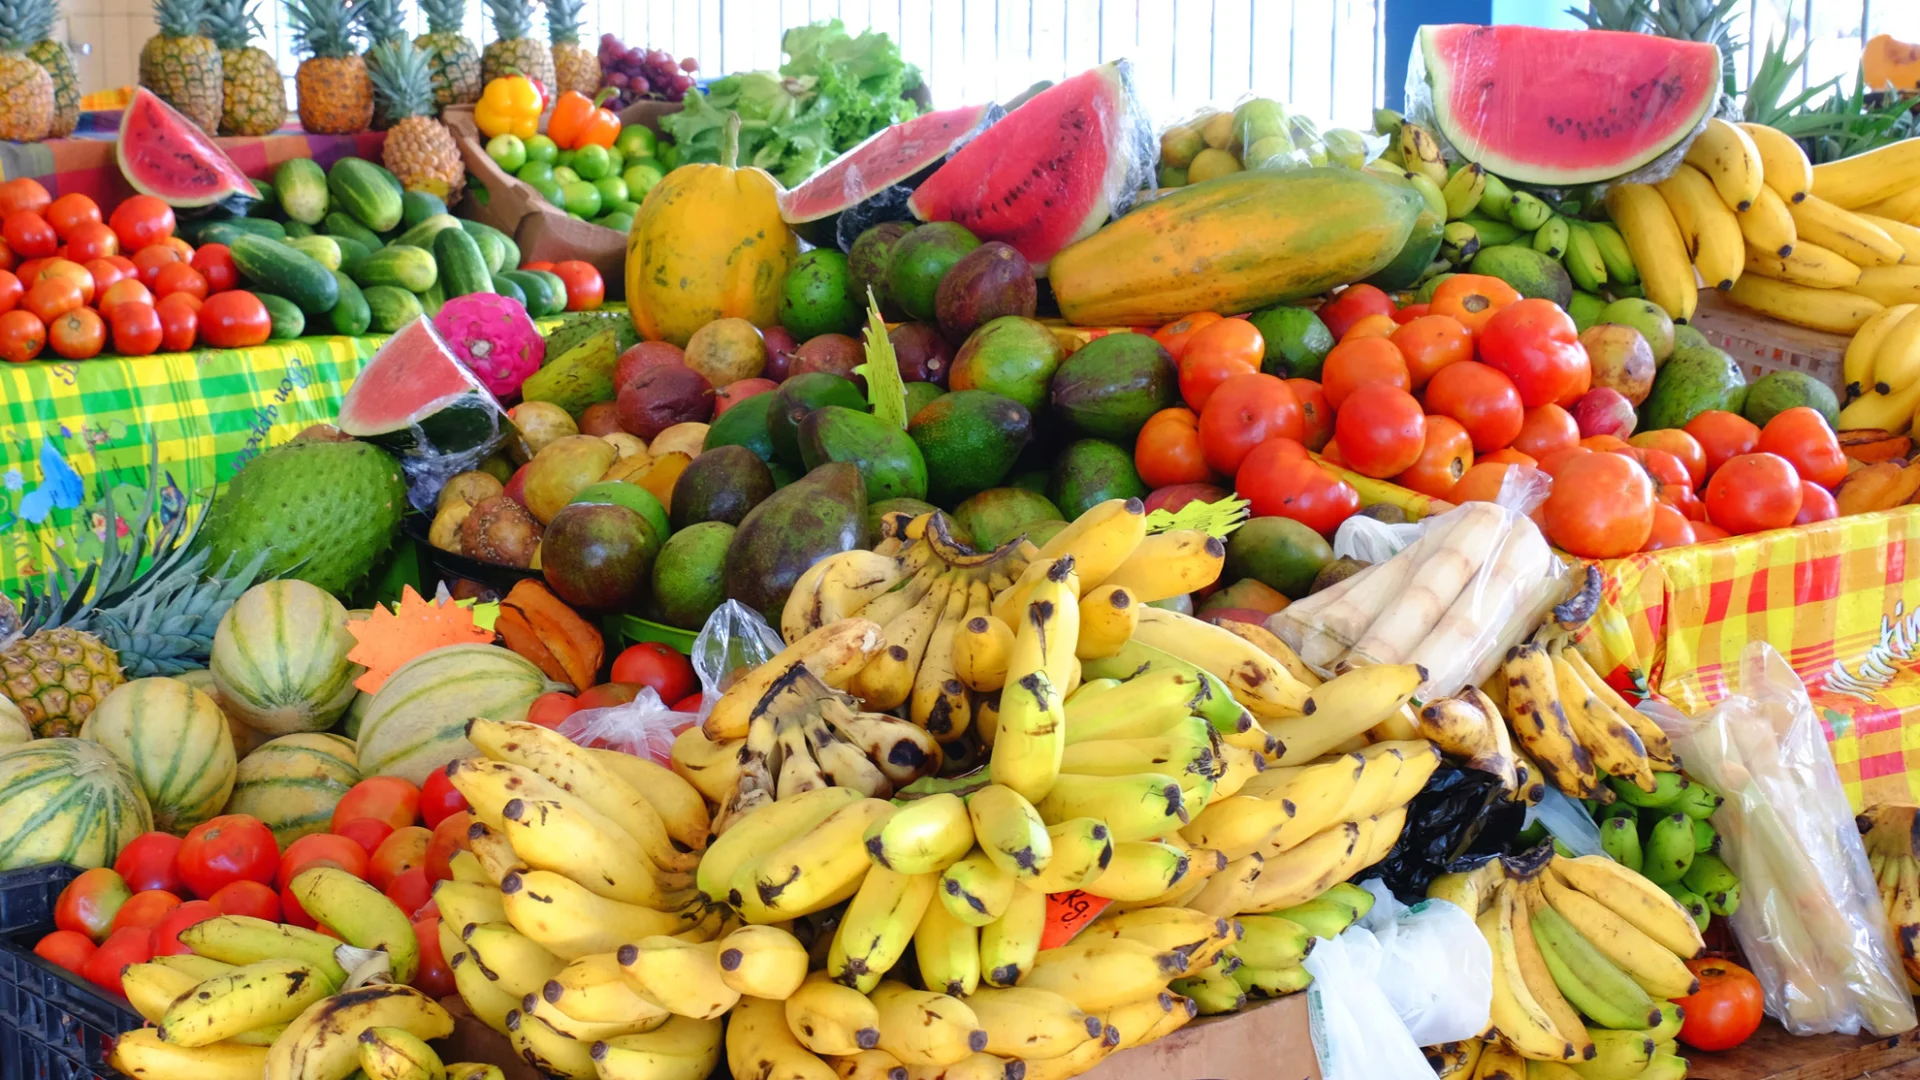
[1492,636,1679,806]
[1838,304,1920,433]
[1861,802,1920,987]
[1587,773,1734,932]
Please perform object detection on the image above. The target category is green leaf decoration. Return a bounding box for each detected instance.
[1144,496,1250,539]
[855,287,909,430]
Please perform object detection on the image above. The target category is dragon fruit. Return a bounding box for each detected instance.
[434,294,546,398]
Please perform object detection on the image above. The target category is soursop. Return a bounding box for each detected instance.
[200,440,407,597]
[542,309,640,364]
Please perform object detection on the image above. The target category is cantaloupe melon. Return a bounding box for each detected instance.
[0,738,152,870]
[355,645,563,784]
[226,733,361,847]
[211,580,362,735]
[82,676,237,834]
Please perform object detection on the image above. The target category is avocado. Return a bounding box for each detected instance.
[1247,304,1336,381]
[951,487,1065,549]
[903,381,944,417]
[1469,244,1573,307]
[651,521,735,630]
[1311,557,1369,594]
[1225,517,1334,600]
[1567,290,1608,333]
[724,461,870,621]
[703,390,779,463]
[1638,343,1748,431]
[1742,370,1839,429]
[888,222,983,322]
[670,444,776,530]
[1049,439,1148,520]
[1049,334,1179,442]
[908,390,1034,505]
[799,405,929,503]
[569,480,671,544]
[950,316,1065,414]
[767,372,866,470]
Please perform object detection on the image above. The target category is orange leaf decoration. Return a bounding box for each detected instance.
[346,585,497,694]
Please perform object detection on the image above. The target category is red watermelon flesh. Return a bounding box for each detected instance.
[117,87,260,208]
[908,61,1153,274]
[339,316,513,477]
[1418,24,1719,186]
[781,102,1002,225]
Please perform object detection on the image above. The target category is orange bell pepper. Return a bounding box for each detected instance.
[549,89,621,151]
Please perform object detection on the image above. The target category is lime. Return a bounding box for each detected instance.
[530,178,564,206]
[552,165,580,186]
[553,148,576,171]
[595,213,634,232]
[1246,304,1335,380]
[573,144,611,181]
[611,199,642,216]
[604,146,625,175]
[593,175,629,205]
[561,180,603,218]
[615,126,657,159]
[524,134,559,164]
[485,133,526,173]
[515,160,555,186]
[623,161,666,200]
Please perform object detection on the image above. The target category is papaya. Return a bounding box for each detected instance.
[627,114,799,346]
[1049,167,1424,326]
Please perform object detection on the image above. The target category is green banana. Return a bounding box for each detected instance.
[1642,814,1696,887]
[1407,172,1448,220]
[1586,221,1640,285]
[1478,172,1515,221]
[1440,222,1481,268]
[1599,816,1644,874]
[1609,773,1689,811]
[1231,962,1313,999]
[1532,217,1571,260]
[1530,906,1660,1031]
[1372,108,1406,140]
[1675,784,1723,820]
[1508,191,1553,231]
[1230,916,1312,969]
[1705,882,1740,917]
[1170,964,1246,1016]
[1442,163,1487,220]
[1661,883,1711,932]
[1647,1002,1684,1043]
[1582,1029,1656,1076]
[1461,213,1522,246]
[1272,887,1370,939]
[1562,222,1608,294]
[1681,852,1738,897]
[1692,818,1718,854]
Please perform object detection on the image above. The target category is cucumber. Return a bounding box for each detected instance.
[370,162,406,199]
[246,179,278,216]
[198,218,287,246]
[464,227,506,275]
[363,285,424,333]
[499,270,559,316]
[391,213,462,250]
[333,236,373,278]
[283,220,316,239]
[433,227,493,298]
[490,274,526,306]
[275,159,330,225]
[256,292,306,340]
[457,220,518,272]
[286,234,342,271]
[401,190,448,228]
[228,233,339,315]
[327,271,371,336]
[328,158,404,232]
[420,278,446,317]
[528,270,568,312]
[353,244,438,293]
[323,211,385,252]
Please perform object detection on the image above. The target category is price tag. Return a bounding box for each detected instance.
[1041,890,1112,950]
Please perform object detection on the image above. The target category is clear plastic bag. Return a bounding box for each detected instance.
[1155,95,1387,189]
[689,600,785,730]
[1645,643,1917,1036]
[556,686,685,766]
[1331,513,1418,563]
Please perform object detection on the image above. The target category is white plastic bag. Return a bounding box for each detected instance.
[1331,513,1418,563]
[555,686,684,766]
[689,600,784,729]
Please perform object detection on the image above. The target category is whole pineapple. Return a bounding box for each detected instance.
[204,0,285,135]
[358,0,405,127]
[0,0,54,141]
[287,0,372,134]
[544,0,592,97]
[413,0,476,109]
[480,0,551,92]
[0,629,123,737]
[139,0,223,133]
[369,38,462,201]
[22,0,75,137]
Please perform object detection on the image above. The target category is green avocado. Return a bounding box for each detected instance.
[704,391,779,463]
[651,521,735,630]
[723,462,869,622]
[1049,334,1179,442]
[1225,517,1334,600]
[908,390,1034,505]
[1247,304,1337,381]
[951,488,1065,549]
[669,444,776,530]
[799,406,929,503]
[1742,370,1840,429]
[1049,439,1148,520]
[767,372,866,471]
[1364,210,1444,292]
[1469,244,1572,307]
[1638,343,1748,431]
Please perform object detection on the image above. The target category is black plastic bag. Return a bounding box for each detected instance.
[1359,765,1525,905]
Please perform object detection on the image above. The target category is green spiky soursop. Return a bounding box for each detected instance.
[201,441,407,597]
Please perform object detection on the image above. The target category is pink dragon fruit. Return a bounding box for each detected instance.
[434,294,545,398]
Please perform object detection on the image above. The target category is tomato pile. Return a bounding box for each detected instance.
[526,640,704,730]
[1135,277,1851,560]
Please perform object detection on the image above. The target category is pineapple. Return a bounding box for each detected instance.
[287,0,372,134]
[358,0,404,127]
[1568,0,1741,90]
[22,0,75,136]
[368,38,462,201]
[544,0,593,98]
[139,0,223,133]
[0,629,123,737]
[480,0,551,93]
[204,0,286,135]
[414,0,478,109]
[0,0,56,141]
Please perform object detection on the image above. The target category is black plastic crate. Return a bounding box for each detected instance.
[0,865,141,1080]
[0,865,82,936]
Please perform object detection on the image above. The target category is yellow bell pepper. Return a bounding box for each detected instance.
[475,75,542,140]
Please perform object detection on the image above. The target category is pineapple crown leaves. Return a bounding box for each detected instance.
[357,0,405,47]
[483,0,536,42]
[417,0,463,35]
[286,0,366,59]
[201,0,265,51]
[366,36,435,118]
[543,0,581,45]
[153,0,211,38]
[16,0,61,46]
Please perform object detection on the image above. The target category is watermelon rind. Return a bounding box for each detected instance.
[117,87,261,208]
[781,102,1004,229]
[1413,24,1719,187]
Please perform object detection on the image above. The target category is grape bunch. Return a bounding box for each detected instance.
[599,34,699,107]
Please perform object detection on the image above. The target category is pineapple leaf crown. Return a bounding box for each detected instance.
[16,0,60,47]
[153,0,209,39]
[544,0,580,46]
[483,0,534,43]
[201,0,264,51]
[367,37,434,119]
[416,0,462,35]
[357,0,404,47]
[286,0,365,58]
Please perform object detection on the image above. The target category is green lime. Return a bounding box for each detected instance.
[523,134,559,164]
[552,165,580,186]
[657,143,678,169]
[530,178,564,206]
[515,160,555,186]
[561,180,603,218]
[573,144,611,181]
[595,213,633,232]
[485,133,526,172]
[593,175,629,205]
[611,199,642,216]
[553,148,576,171]
[623,161,666,200]
[1246,304,1336,380]
[604,146,625,175]
[616,126,657,159]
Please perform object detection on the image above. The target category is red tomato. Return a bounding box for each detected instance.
[1478,298,1586,407]
[1392,302,1431,324]
[386,867,434,919]
[280,881,318,929]
[13,256,45,285]
[1394,415,1474,499]
[1135,407,1212,488]
[411,916,456,998]
[1629,429,1708,488]
[1340,313,1397,342]
[1553,350,1592,408]
[552,260,605,310]
[1543,451,1656,558]
[81,925,152,996]
[332,776,422,833]
[1152,312,1223,362]
[1676,958,1764,1051]
[425,810,473,883]
[1796,480,1839,523]
[147,899,218,956]
[1450,461,1534,505]
[131,244,182,286]
[189,243,238,292]
[1319,336,1410,411]
[1705,453,1803,534]
[33,929,96,974]
[46,194,101,238]
[1512,404,1580,460]
[98,278,152,312]
[1317,284,1395,339]
[1480,448,1538,467]
[207,879,280,921]
[1287,379,1332,451]
[333,817,394,857]
[197,289,271,348]
[161,236,194,260]
[370,826,432,892]
[1757,406,1847,489]
[48,307,104,359]
[110,889,182,933]
[1582,434,1632,453]
[1538,445,1594,477]
[576,683,644,711]
[114,833,186,894]
[0,269,19,314]
[1333,386,1426,478]
[525,690,582,730]
[150,260,208,301]
[1684,410,1760,478]
[1428,274,1521,336]
[610,641,698,703]
[672,693,704,713]
[280,832,371,886]
[109,301,162,355]
[1621,447,1692,493]
[1235,439,1360,536]
[3,212,56,257]
[109,195,176,252]
[1692,520,1732,543]
[1643,503,1695,551]
[1178,341,1263,412]
[1319,439,1345,466]
[65,221,118,262]
[0,237,15,271]
[55,868,132,941]
[0,178,51,217]
[22,277,81,323]
[0,308,43,362]
[1197,373,1304,475]
[155,292,198,352]
[1423,361,1524,452]
[1390,314,1473,389]
[178,815,278,898]
[418,768,469,829]
[83,257,128,298]
[34,257,92,301]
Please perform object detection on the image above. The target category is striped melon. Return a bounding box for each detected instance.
[0,738,153,870]
[226,733,361,847]
[211,580,363,736]
[82,677,238,835]
[356,644,562,784]
[175,668,271,760]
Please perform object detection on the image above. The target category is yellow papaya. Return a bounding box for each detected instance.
[626,114,799,346]
[1048,168,1423,326]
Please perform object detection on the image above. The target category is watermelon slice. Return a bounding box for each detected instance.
[1416,25,1719,186]
[908,61,1153,274]
[780,102,1002,247]
[117,87,260,208]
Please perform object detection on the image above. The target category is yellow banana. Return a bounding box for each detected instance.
[1025,497,1149,595]
[1849,304,1920,396]
[827,866,938,993]
[617,937,741,1020]
[706,619,885,738]
[1605,182,1698,322]
[433,880,508,933]
[784,548,916,642]
[587,747,711,852]
[591,1015,726,1080]
[864,791,975,876]
[955,610,1016,693]
[1861,213,1920,264]
[505,1009,597,1080]
[1728,273,1884,334]
[988,557,1079,802]
[1552,651,1654,793]
[1655,163,1743,290]
[1262,662,1423,766]
[1504,643,1601,800]
[914,890,984,997]
[1479,886,1579,1061]
[1131,606,1310,719]
[739,798,896,922]
[1079,841,1191,902]
[979,882,1047,987]
[499,796,680,908]
[110,1029,268,1080]
[1684,117,1764,211]
[853,573,957,712]
[1074,584,1139,661]
[938,849,1017,927]
[357,1025,445,1080]
[728,995,838,1080]
[668,727,745,809]
[265,984,453,1080]
[826,1049,911,1080]
[1096,530,1225,603]
[1029,817,1115,894]
[909,572,974,739]
[1790,195,1906,267]
[1556,647,1677,772]
[1812,138,1920,209]
[1837,379,1920,431]
[157,958,338,1047]
[1539,871,1698,999]
[499,870,704,960]
[449,950,519,1034]
[288,866,418,983]
[1739,121,1813,204]
[870,981,989,1068]
[1853,265,1920,308]
[1506,883,1595,1061]
[967,783,1054,880]
[1745,240,1860,289]
[461,921,566,997]
[696,786,863,904]
[178,916,345,985]
[717,924,811,1000]
[784,970,884,1056]
[1550,856,1705,959]
[1019,938,1181,1013]
[542,953,671,1026]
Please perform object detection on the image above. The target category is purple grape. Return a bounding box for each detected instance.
[626,47,644,65]
[605,71,628,87]
[671,73,692,92]
[630,75,649,94]
[680,57,698,72]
